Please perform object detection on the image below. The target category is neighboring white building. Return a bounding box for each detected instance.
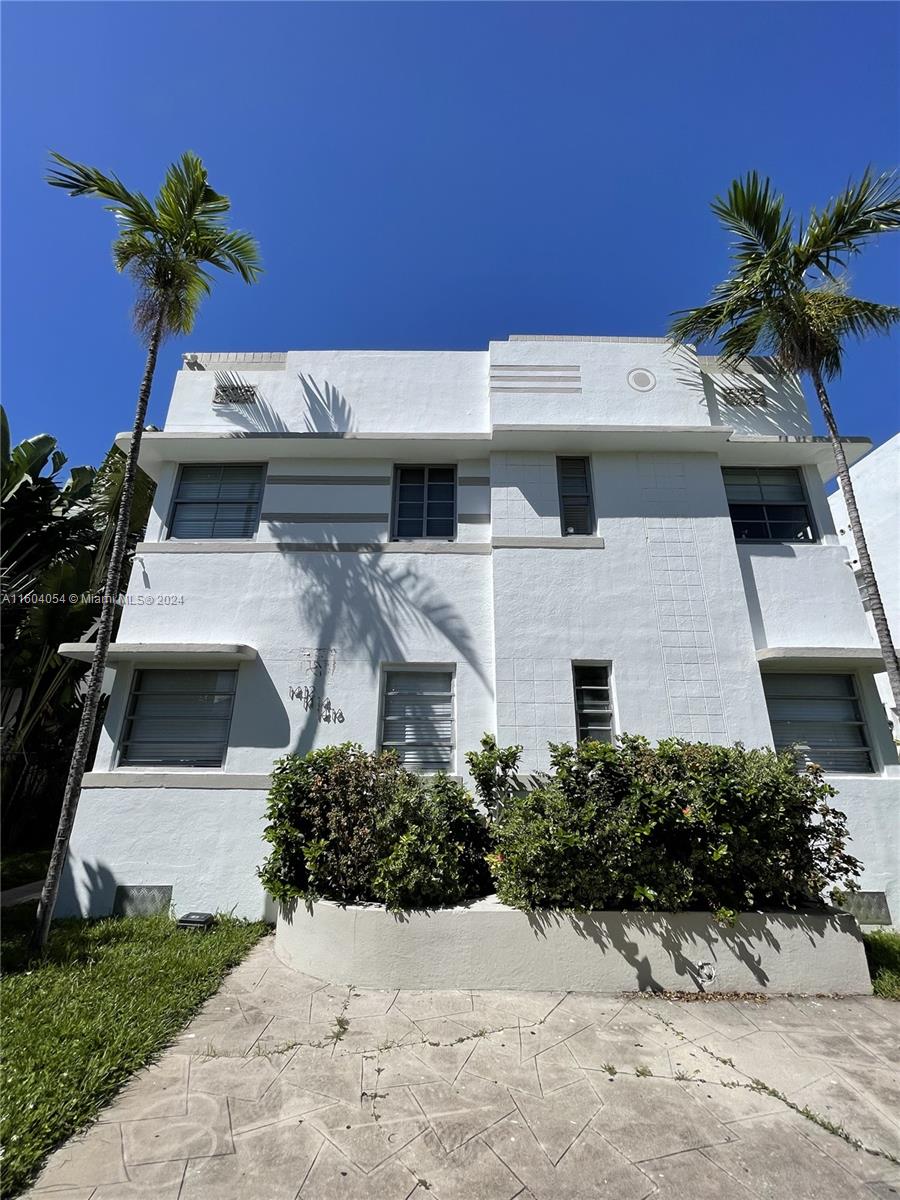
[58,337,899,924]
[829,433,900,727]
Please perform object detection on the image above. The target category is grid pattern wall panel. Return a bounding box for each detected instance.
[495,657,579,771]
[640,454,727,741]
[491,453,563,538]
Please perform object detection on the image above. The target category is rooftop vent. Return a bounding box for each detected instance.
[213,370,257,405]
[719,383,766,407]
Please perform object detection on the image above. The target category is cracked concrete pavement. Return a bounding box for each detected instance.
[24,935,900,1199]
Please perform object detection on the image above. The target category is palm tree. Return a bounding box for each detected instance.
[670,170,900,717]
[31,152,261,951]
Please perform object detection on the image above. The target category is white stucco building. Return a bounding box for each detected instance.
[58,337,899,925]
[829,432,900,730]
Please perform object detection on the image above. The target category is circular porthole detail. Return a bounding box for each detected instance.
[627,368,656,392]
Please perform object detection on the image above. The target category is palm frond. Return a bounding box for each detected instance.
[672,170,900,379]
[47,152,157,230]
[192,228,263,283]
[800,168,900,272]
[48,151,262,343]
[711,172,794,265]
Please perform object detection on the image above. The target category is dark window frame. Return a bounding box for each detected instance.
[118,667,238,768]
[573,663,614,744]
[722,466,817,544]
[557,456,596,537]
[166,463,266,541]
[390,464,457,541]
[762,670,875,775]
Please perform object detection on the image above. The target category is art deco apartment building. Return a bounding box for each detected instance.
[58,336,899,924]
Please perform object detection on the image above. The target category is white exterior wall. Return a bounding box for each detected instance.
[59,340,898,925]
[829,433,900,716]
[166,350,489,434]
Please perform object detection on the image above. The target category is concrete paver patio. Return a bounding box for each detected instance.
[25,935,900,1199]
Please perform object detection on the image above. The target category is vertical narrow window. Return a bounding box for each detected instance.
[762,672,874,773]
[168,464,265,540]
[381,670,453,771]
[392,466,456,539]
[120,669,237,767]
[557,457,595,535]
[573,665,613,743]
[722,467,815,542]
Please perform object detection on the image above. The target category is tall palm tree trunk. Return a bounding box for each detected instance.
[30,314,164,952]
[811,366,900,718]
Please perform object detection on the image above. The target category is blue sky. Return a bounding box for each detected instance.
[2,1,898,469]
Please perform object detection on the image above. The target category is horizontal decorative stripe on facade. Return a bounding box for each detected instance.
[261,512,390,523]
[266,475,393,485]
[489,362,583,395]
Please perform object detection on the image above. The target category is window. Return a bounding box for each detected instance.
[853,570,872,612]
[573,665,614,743]
[762,673,874,774]
[722,467,815,542]
[392,466,456,539]
[168,464,265,540]
[120,669,237,767]
[557,457,595,536]
[381,670,453,771]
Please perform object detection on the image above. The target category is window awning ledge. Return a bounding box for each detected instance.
[757,646,884,669]
[58,642,257,665]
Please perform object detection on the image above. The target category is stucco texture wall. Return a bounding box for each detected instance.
[57,788,271,919]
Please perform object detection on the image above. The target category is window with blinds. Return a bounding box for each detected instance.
[168,464,265,540]
[573,665,614,743]
[762,673,874,774]
[380,670,453,771]
[557,457,595,536]
[392,466,456,539]
[119,669,237,767]
[722,467,815,542]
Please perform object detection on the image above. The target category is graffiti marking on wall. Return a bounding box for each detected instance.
[298,647,337,679]
[288,684,345,724]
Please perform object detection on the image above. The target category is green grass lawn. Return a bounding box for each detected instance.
[864,929,900,1000]
[0,850,50,892]
[0,903,267,1198]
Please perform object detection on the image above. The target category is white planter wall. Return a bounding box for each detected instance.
[275,898,872,994]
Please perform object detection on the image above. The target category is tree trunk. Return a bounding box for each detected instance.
[30,314,165,952]
[811,365,900,718]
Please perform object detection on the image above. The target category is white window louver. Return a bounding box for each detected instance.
[573,665,614,743]
[169,464,265,540]
[120,669,237,767]
[381,671,453,772]
[763,673,874,774]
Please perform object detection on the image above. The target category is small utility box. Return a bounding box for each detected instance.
[176,911,215,932]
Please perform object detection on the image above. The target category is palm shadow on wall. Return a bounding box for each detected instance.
[270,527,489,757]
[213,371,356,437]
[676,353,808,436]
[299,374,355,435]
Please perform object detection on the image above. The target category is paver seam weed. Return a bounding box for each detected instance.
[640,1004,900,1167]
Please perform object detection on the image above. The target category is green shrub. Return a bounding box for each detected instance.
[466,733,523,817]
[259,744,411,905]
[259,743,490,910]
[374,774,491,910]
[864,929,900,1000]
[489,735,860,914]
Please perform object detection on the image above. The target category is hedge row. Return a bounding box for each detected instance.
[259,735,859,917]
